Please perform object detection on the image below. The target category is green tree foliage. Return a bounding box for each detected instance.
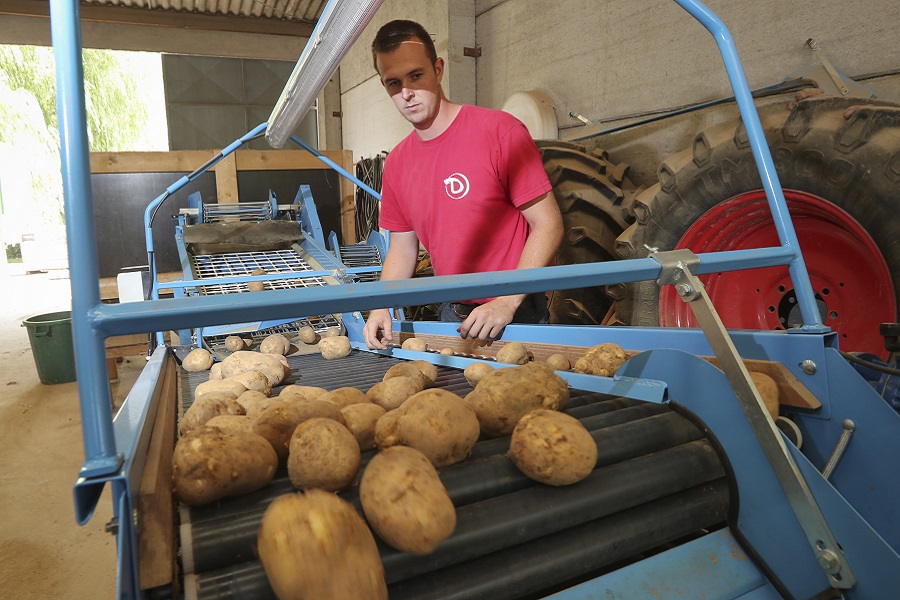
[0,45,158,227]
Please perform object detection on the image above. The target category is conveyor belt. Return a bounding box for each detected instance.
[190,249,330,295]
[177,352,730,600]
[338,243,382,282]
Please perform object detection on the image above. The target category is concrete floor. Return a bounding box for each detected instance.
[0,263,143,599]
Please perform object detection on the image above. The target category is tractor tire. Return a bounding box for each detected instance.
[537,140,642,324]
[614,96,900,357]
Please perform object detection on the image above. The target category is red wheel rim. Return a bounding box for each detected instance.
[659,190,896,358]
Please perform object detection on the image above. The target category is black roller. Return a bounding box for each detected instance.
[188,560,276,600]
[388,480,730,600]
[380,439,724,583]
[185,409,701,574]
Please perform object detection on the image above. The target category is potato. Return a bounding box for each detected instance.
[180,391,246,436]
[280,398,343,425]
[496,342,530,365]
[464,361,494,386]
[172,426,277,506]
[319,387,368,409]
[288,419,361,492]
[297,325,319,345]
[367,376,425,411]
[341,403,387,451]
[218,351,291,386]
[401,337,428,352]
[279,385,327,403]
[395,389,479,467]
[260,333,291,356]
[374,409,403,449]
[573,343,627,377]
[360,446,456,554]
[182,348,214,372]
[385,360,438,387]
[258,490,387,600]
[466,362,570,437]
[546,354,571,371]
[205,414,252,434]
[248,268,266,292]
[226,370,272,395]
[209,362,223,380]
[224,335,248,352]
[319,336,351,360]
[382,364,428,390]
[194,378,247,401]
[237,390,277,419]
[751,371,780,420]
[439,348,454,356]
[508,410,597,485]
[323,327,342,338]
[252,403,305,462]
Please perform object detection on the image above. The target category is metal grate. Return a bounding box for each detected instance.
[190,249,328,295]
[202,314,341,354]
[339,244,382,282]
[202,202,273,223]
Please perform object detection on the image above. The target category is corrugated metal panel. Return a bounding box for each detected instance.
[81,0,324,23]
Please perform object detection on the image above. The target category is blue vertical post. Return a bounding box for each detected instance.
[50,0,121,476]
[673,0,825,331]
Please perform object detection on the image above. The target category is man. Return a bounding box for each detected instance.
[363,19,563,350]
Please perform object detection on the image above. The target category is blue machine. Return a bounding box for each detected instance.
[50,0,900,598]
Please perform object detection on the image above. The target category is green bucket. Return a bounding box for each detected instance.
[22,310,77,385]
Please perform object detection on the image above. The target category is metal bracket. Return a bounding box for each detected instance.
[806,38,849,96]
[650,249,855,589]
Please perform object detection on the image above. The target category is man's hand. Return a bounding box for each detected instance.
[363,308,395,349]
[458,297,520,340]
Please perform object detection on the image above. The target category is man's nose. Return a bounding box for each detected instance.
[401,86,414,100]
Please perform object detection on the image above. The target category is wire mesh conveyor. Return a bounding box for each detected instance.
[338,243,382,282]
[176,351,729,600]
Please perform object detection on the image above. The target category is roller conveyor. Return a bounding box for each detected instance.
[177,351,731,600]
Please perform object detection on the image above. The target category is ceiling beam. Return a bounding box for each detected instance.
[0,0,315,38]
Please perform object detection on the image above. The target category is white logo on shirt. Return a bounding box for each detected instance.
[443,173,470,200]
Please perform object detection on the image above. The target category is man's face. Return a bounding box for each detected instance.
[376,40,444,129]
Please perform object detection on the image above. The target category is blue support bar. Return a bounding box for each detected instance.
[673,0,824,332]
[290,134,382,200]
[50,0,121,477]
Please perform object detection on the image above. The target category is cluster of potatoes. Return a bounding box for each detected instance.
[174,336,633,600]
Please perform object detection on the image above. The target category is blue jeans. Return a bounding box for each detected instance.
[438,293,549,324]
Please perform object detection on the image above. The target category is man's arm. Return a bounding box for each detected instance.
[458,191,563,340]
[363,231,420,349]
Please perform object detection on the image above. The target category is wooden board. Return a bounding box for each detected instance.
[404,333,820,410]
[137,355,179,590]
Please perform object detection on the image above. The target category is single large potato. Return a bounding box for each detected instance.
[297,325,319,345]
[545,354,571,371]
[496,342,530,365]
[279,385,327,403]
[401,337,427,352]
[319,336,352,359]
[367,376,426,411]
[373,410,403,449]
[204,414,252,434]
[384,360,438,387]
[180,391,246,436]
[218,351,291,386]
[508,410,597,486]
[172,426,277,506]
[573,343,627,376]
[182,348,214,372]
[258,490,387,600]
[226,370,272,395]
[341,403,387,451]
[360,446,456,554]
[464,362,494,386]
[224,335,248,352]
[395,389,480,467]
[288,418,361,492]
[319,387,368,409]
[260,333,291,356]
[237,390,277,419]
[194,378,246,401]
[467,362,570,436]
[252,403,305,463]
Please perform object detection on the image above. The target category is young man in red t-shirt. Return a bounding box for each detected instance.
[362,19,563,350]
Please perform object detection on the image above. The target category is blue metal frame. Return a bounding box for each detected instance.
[49,0,896,597]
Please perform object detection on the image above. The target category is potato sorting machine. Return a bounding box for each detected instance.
[50,0,900,598]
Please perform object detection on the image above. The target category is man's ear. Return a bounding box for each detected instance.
[434,56,445,83]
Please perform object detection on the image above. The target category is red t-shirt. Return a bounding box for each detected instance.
[379,105,552,301]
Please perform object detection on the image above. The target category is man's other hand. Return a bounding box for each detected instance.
[363,308,394,349]
[458,297,519,340]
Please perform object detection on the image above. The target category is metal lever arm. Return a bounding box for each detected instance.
[654,249,855,589]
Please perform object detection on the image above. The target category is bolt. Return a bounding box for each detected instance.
[816,549,841,573]
[801,359,817,375]
[676,283,694,297]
